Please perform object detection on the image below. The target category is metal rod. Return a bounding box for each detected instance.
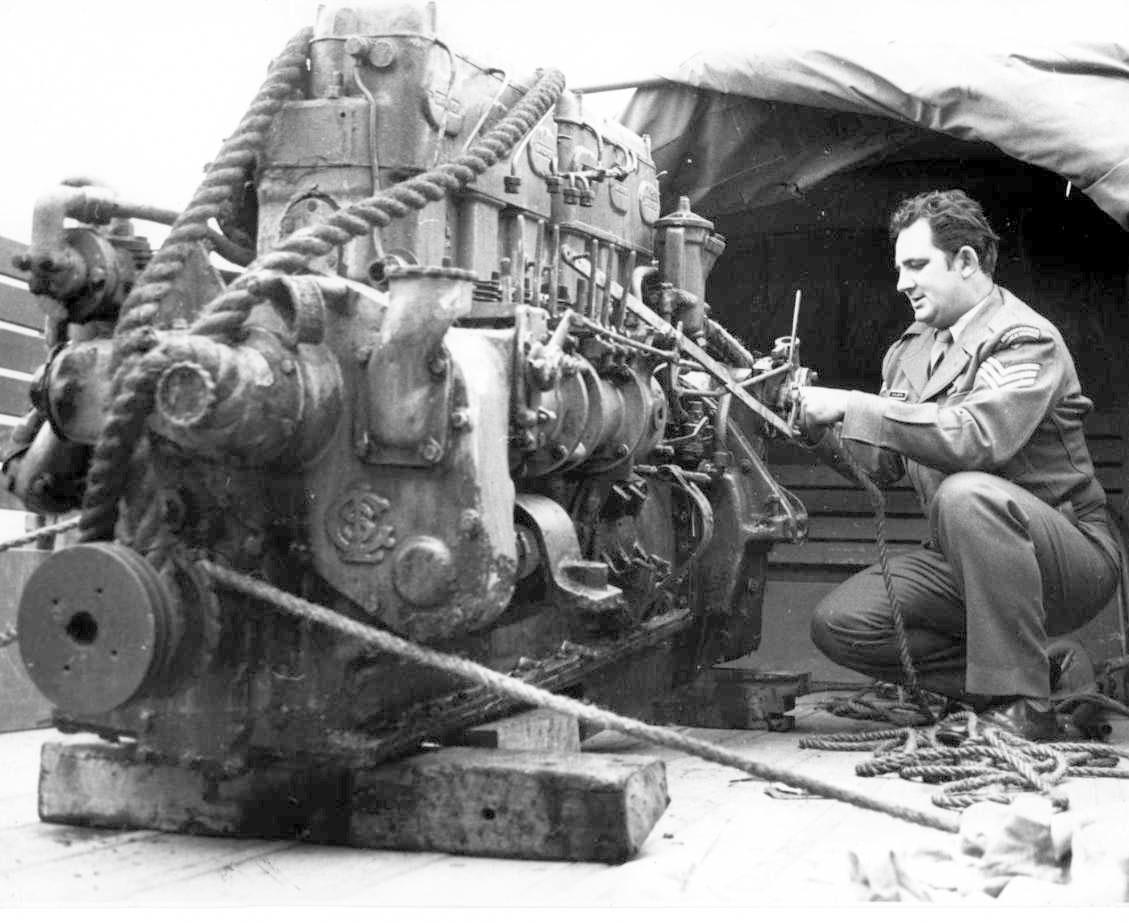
[613,249,635,330]
[548,223,561,315]
[571,77,673,94]
[601,247,615,326]
[586,238,600,318]
[789,289,802,366]
[533,218,546,309]
[572,314,678,361]
[515,213,527,304]
[560,245,794,437]
[463,69,510,152]
[707,319,759,370]
[740,364,791,389]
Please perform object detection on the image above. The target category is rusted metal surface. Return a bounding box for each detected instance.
[10,2,815,788]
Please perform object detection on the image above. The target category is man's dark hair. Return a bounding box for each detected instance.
[889,189,1000,277]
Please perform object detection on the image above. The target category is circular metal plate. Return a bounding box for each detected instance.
[18,544,166,715]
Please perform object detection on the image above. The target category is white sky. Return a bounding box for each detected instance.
[1,0,1126,244]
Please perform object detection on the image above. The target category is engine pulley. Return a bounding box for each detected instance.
[17,543,184,715]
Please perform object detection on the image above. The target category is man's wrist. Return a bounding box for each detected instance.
[840,390,887,444]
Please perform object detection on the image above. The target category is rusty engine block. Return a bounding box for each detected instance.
[6,3,811,767]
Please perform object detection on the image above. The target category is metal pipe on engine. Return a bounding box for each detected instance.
[585,238,600,317]
[601,247,615,326]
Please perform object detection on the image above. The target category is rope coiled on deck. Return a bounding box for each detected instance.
[801,711,1129,811]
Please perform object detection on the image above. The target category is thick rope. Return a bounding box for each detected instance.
[79,28,314,544]
[187,66,565,344]
[827,443,926,709]
[818,683,948,727]
[0,515,81,649]
[109,29,314,356]
[799,443,1129,810]
[800,711,1129,811]
[199,559,960,834]
[0,515,79,554]
[79,63,566,544]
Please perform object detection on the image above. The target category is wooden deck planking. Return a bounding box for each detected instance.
[1,705,1127,906]
[0,828,294,905]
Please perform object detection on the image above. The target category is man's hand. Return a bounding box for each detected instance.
[796,386,851,432]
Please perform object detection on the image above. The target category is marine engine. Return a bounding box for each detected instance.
[5,2,812,766]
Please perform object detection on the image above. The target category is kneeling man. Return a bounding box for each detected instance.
[797,189,1120,740]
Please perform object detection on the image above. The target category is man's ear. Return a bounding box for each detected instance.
[955,245,981,278]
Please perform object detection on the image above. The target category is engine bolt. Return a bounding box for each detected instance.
[427,353,448,378]
[367,39,397,68]
[344,36,370,58]
[459,509,482,537]
[419,439,443,463]
[159,491,187,531]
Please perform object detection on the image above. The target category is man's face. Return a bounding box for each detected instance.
[893,218,970,329]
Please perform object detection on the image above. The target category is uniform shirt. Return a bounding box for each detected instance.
[839,286,1112,537]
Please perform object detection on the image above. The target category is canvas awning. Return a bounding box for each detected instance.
[620,37,1129,228]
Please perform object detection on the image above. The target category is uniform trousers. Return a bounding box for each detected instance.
[810,471,1120,702]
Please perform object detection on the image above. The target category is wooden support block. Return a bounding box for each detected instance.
[451,707,581,752]
[39,740,668,864]
[653,667,809,731]
[39,741,354,842]
[349,747,667,862]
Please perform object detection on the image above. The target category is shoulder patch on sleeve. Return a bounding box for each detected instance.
[999,325,1046,348]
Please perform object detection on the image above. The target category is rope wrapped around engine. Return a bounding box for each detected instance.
[77,27,566,545]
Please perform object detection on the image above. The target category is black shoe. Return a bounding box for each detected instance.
[977,698,1064,742]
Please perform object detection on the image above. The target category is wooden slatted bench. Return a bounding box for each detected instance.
[754,411,1129,682]
[0,235,46,465]
[0,235,53,732]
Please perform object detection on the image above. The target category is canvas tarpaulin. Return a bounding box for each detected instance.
[620,39,1129,228]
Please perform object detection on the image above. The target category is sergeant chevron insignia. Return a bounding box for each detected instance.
[979,355,1041,390]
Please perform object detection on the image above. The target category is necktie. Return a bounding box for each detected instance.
[929,329,952,378]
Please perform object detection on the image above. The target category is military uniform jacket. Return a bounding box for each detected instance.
[839,286,1112,533]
